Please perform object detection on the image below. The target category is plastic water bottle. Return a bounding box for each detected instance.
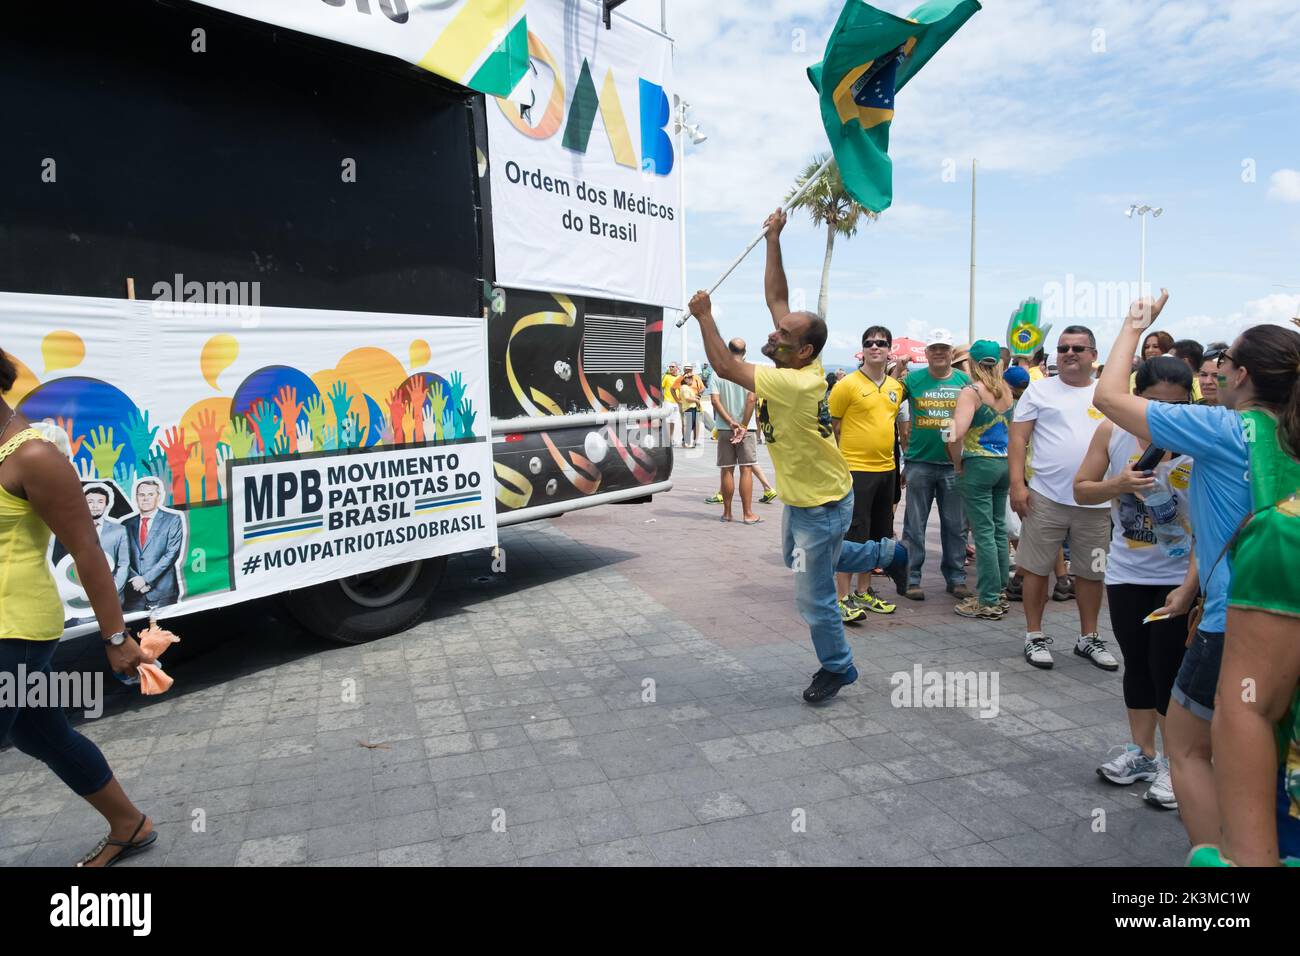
[1144,486,1191,559]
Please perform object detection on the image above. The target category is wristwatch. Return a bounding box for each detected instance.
[102,630,128,647]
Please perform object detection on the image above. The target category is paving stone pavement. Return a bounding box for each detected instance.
[0,440,1191,866]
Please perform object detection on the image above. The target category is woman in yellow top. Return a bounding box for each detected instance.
[0,347,156,866]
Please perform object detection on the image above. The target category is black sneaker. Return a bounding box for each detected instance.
[1006,576,1023,602]
[802,664,859,704]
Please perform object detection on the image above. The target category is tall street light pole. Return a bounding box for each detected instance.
[968,159,977,344]
[1126,203,1164,298]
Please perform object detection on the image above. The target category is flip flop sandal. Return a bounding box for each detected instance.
[719,516,733,523]
[76,813,157,867]
[743,517,763,525]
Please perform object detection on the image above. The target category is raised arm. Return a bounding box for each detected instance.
[1095,290,1170,441]
[763,208,790,327]
[689,291,756,394]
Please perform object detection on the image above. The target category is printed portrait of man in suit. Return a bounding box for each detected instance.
[54,482,133,626]
[120,476,185,612]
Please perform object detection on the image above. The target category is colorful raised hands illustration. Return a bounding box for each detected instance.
[327,381,354,431]
[195,409,222,493]
[447,371,467,409]
[215,445,231,500]
[428,382,448,441]
[227,415,257,460]
[53,417,83,458]
[124,409,160,470]
[305,395,328,451]
[387,387,407,445]
[407,377,429,443]
[184,442,206,502]
[457,400,476,439]
[342,412,363,449]
[273,385,304,452]
[159,426,190,504]
[85,425,124,481]
[248,399,280,455]
[143,448,172,496]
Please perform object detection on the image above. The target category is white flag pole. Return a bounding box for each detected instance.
[674,153,836,328]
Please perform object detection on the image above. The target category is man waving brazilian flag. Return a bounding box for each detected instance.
[809,1,981,213]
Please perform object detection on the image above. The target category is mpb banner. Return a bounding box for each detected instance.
[0,292,496,631]
[487,0,682,308]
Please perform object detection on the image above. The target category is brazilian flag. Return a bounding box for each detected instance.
[809,0,982,213]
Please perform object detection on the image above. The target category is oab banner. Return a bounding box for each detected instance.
[0,292,496,631]
[187,0,529,97]
[487,0,682,308]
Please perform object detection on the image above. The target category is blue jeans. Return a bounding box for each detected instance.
[0,639,112,797]
[902,459,967,589]
[782,493,897,674]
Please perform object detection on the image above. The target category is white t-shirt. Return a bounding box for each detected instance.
[1012,376,1107,508]
[1103,427,1194,585]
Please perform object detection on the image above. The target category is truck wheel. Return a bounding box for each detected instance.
[279,557,447,645]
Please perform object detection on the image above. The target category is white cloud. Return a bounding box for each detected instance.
[1268,169,1300,203]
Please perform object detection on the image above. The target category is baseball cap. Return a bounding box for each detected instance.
[970,340,1001,366]
[1003,365,1031,389]
[925,328,954,348]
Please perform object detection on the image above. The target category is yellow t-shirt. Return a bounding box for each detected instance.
[828,370,904,472]
[1029,366,1046,382]
[0,430,64,641]
[660,373,679,404]
[754,359,852,507]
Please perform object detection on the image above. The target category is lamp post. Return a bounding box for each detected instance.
[1125,203,1163,299]
[673,97,706,370]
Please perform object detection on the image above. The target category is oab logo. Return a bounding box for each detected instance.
[495,32,674,176]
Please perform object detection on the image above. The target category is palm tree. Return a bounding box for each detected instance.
[786,154,877,318]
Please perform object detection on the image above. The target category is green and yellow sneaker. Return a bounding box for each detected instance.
[760,489,778,503]
[852,589,896,614]
[838,599,867,624]
[704,493,723,504]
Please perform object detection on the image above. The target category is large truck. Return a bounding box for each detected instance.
[0,0,679,643]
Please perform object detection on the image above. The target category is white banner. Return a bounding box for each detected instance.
[230,444,492,595]
[187,0,527,94]
[0,292,495,628]
[486,0,682,308]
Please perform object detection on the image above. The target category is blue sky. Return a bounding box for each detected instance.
[615,0,1300,368]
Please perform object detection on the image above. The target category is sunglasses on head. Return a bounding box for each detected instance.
[1056,344,1094,354]
[862,339,890,350]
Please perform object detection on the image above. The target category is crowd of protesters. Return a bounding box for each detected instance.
[683,207,1300,867]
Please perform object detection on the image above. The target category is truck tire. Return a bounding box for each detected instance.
[278,557,448,645]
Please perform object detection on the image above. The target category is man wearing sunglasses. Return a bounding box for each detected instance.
[829,327,907,619]
[1009,326,1117,671]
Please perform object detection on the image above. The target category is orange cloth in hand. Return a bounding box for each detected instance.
[135,622,180,695]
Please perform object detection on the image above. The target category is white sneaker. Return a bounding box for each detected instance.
[1097,743,1159,785]
[1024,633,1054,669]
[1074,632,1119,671]
[1143,756,1178,810]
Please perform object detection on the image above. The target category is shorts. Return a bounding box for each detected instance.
[847,470,896,544]
[1017,488,1110,581]
[1169,628,1224,721]
[716,432,757,468]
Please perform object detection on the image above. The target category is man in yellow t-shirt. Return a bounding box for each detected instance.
[829,327,905,618]
[660,363,680,447]
[684,208,910,705]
